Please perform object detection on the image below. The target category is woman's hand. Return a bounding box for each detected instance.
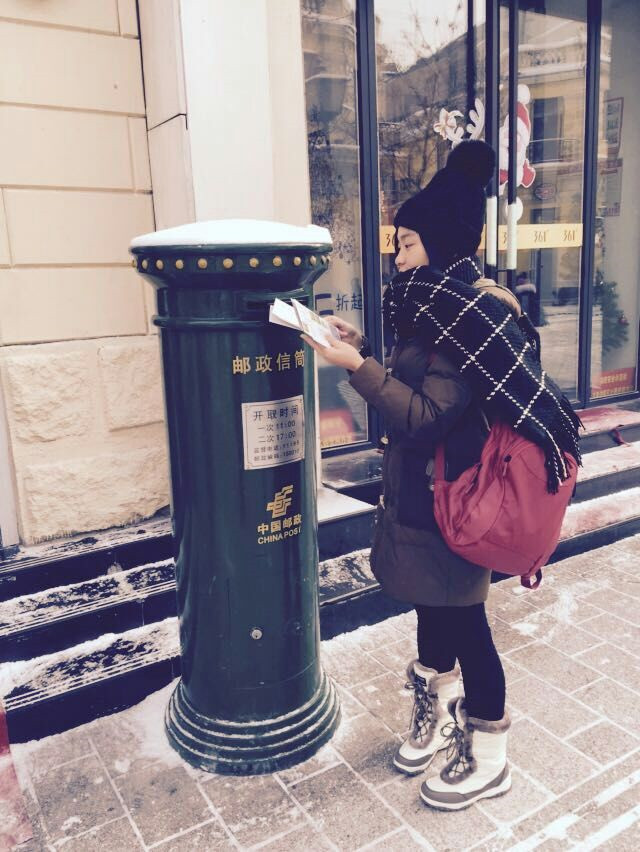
[325,315,363,350]
[301,333,365,372]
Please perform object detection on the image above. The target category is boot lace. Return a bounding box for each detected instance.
[440,718,472,778]
[405,676,436,742]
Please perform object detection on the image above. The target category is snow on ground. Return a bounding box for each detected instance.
[0,618,179,699]
[3,535,638,765]
[318,548,374,587]
[0,559,174,631]
[0,548,376,703]
[4,609,414,765]
[10,678,184,798]
[510,576,592,638]
[4,612,407,809]
[0,511,170,567]
[562,485,640,538]
[578,440,640,480]
[110,680,184,769]
[324,609,413,651]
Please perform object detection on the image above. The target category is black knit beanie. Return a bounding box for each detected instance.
[393,140,496,270]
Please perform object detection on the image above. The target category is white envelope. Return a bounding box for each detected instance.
[291,298,340,348]
[268,298,301,331]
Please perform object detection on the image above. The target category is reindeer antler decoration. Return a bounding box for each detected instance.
[433,98,485,147]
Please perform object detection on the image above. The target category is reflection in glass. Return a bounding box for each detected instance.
[300,0,367,448]
[375,0,483,355]
[590,0,639,399]
[499,1,588,399]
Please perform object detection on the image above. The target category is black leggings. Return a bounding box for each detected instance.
[415,603,505,721]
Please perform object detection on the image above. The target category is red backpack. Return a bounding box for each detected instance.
[433,421,578,588]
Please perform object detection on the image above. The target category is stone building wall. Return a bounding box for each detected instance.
[0,0,169,544]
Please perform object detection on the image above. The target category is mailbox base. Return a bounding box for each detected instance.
[164,673,340,775]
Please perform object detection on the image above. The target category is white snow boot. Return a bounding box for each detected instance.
[393,660,462,775]
[420,697,511,810]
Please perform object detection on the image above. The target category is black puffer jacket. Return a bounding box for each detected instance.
[349,339,490,606]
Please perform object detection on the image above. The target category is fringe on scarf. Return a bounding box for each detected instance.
[541,396,583,494]
[385,259,582,493]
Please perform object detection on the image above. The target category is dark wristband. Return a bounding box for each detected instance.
[358,336,372,358]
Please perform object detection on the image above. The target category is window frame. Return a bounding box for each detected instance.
[320,0,385,458]
[321,0,638,462]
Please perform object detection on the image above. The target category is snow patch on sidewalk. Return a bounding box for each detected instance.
[11,678,183,783]
[105,679,183,770]
[322,609,413,654]
[510,574,594,640]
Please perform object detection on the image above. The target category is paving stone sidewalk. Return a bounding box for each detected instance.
[9,535,640,851]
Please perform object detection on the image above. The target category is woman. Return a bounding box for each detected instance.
[302,140,581,811]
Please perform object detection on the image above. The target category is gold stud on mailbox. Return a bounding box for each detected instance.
[293,256,302,266]
[223,258,234,269]
[249,257,259,268]
[310,255,317,266]
[197,258,208,269]
[273,256,282,267]
[156,259,164,270]
[175,259,184,270]
[131,258,137,267]
[141,258,148,270]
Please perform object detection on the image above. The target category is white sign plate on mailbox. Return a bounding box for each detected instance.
[242,395,305,470]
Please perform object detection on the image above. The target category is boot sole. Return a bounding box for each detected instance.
[393,743,445,776]
[420,769,512,810]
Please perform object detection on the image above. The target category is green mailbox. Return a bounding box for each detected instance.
[130,220,340,774]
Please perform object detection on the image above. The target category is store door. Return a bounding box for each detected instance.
[498,1,589,400]
[589,0,640,401]
[375,0,638,407]
[374,1,590,397]
[300,0,639,454]
[498,0,639,404]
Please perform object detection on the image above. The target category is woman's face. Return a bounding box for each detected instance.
[395,227,429,272]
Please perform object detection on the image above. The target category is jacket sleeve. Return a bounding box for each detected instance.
[348,352,471,445]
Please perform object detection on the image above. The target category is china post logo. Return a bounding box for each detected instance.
[258,485,302,544]
[267,485,294,519]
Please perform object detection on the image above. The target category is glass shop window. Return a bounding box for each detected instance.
[499,0,588,400]
[300,0,368,449]
[374,0,486,357]
[590,0,640,399]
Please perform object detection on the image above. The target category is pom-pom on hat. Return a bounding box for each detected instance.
[394,139,496,270]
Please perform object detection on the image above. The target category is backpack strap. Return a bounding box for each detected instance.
[521,569,543,590]
[474,278,522,319]
[434,442,446,483]
[517,313,542,364]
[427,351,448,484]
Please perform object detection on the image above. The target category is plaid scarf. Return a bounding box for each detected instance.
[384,258,582,492]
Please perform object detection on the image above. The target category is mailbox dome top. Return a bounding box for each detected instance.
[130,219,332,251]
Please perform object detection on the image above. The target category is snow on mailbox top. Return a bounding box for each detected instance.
[130,219,332,251]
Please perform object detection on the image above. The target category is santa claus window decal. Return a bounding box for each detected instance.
[498,85,536,196]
